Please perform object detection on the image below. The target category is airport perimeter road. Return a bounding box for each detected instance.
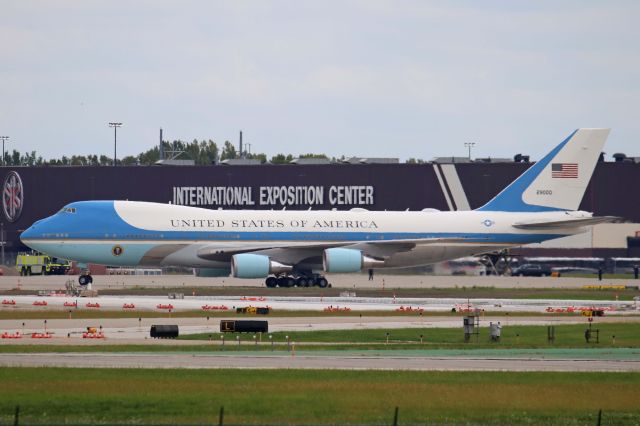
[2,274,636,290]
[1,352,639,372]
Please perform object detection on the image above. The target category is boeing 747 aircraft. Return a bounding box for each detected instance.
[20,129,616,287]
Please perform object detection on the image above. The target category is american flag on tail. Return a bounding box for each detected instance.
[551,163,578,178]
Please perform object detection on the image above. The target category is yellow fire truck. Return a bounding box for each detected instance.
[16,252,71,276]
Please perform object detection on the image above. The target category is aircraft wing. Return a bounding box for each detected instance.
[512,216,620,230]
[196,237,468,263]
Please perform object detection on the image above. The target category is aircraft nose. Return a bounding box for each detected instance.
[20,225,36,242]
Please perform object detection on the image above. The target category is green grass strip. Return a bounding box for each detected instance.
[0,368,639,425]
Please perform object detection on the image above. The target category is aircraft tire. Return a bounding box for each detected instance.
[317,277,328,288]
[298,278,308,287]
[265,277,277,288]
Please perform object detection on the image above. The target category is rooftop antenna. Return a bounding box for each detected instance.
[159,128,164,160]
[239,130,243,159]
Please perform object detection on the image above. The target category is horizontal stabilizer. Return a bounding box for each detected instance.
[512,216,620,230]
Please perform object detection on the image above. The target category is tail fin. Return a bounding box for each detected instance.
[477,128,610,212]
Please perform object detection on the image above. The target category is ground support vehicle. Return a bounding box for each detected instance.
[16,252,71,276]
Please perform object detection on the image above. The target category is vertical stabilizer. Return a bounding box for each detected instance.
[477,128,609,212]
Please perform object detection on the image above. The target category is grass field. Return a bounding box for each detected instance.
[180,322,640,348]
[1,368,639,425]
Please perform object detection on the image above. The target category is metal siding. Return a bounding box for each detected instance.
[2,162,639,251]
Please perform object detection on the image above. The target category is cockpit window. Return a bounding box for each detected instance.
[58,207,77,214]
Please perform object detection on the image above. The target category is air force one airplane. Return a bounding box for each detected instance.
[20,129,617,287]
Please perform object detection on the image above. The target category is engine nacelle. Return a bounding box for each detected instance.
[231,253,292,278]
[322,248,384,273]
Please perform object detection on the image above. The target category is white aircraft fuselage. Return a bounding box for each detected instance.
[19,128,615,283]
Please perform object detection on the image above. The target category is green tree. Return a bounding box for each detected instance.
[121,155,138,165]
[139,146,160,165]
[270,154,294,164]
[220,141,237,161]
[199,139,219,164]
[247,152,267,163]
[298,153,328,159]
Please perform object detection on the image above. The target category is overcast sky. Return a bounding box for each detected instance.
[1,1,639,161]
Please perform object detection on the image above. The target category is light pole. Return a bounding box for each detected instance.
[464,142,476,160]
[108,123,122,166]
[0,222,4,266]
[0,136,9,166]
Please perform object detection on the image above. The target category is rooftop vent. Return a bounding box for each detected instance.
[431,157,472,164]
[341,157,399,164]
[289,157,331,165]
[220,159,262,166]
[474,157,512,163]
[154,159,195,166]
[613,152,627,163]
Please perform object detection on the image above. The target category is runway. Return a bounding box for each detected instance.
[1,351,639,372]
[2,293,636,315]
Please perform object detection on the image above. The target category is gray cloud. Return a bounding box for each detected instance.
[1,1,639,161]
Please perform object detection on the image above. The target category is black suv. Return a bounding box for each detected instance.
[511,264,551,277]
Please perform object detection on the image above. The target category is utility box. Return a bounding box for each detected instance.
[463,315,479,342]
[150,325,179,339]
[489,322,502,341]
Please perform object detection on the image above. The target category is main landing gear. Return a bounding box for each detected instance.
[265,274,329,288]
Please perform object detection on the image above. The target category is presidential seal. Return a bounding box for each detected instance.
[2,171,24,223]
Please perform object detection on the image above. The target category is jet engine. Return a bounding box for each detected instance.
[322,248,384,273]
[231,253,293,278]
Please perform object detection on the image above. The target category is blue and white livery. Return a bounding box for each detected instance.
[20,129,616,287]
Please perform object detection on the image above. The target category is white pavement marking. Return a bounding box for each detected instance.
[3,274,639,290]
[1,293,636,315]
[1,353,639,372]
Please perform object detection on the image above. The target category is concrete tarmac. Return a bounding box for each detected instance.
[1,352,638,372]
[2,273,637,291]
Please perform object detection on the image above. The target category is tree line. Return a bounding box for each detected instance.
[2,139,427,166]
[1,139,334,166]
